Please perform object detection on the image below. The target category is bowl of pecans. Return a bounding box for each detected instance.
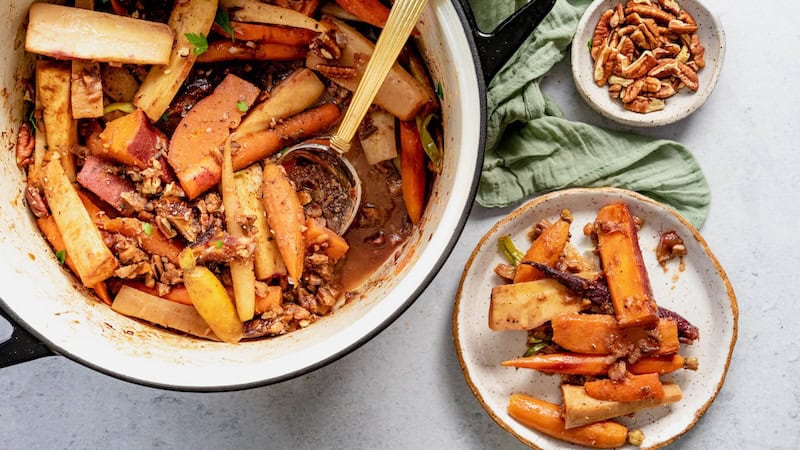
[571,0,725,127]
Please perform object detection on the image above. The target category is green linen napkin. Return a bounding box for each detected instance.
[470,0,710,227]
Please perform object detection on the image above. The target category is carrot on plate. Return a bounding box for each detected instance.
[502,353,615,376]
[514,211,572,283]
[551,313,679,356]
[197,40,308,63]
[584,373,665,403]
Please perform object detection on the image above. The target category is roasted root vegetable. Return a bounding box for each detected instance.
[399,120,427,225]
[595,202,659,328]
[489,280,585,331]
[167,73,260,199]
[221,0,325,31]
[584,373,665,403]
[125,282,193,306]
[514,211,572,283]
[97,109,167,169]
[261,162,306,283]
[26,4,173,65]
[629,354,694,375]
[43,156,118,287]
[70,61,103,119]
[254,285,283,314]
[179,249,243,343]
[102,217,183,265]
[562,383,682,429]
[212,21,317,45]
[234,164,287,280]
[232,103,341,170]
[334,0,390,28]
[76,155,139,213]
[197,41,308,62]
[133,0,218,121]
[508,394,629,448]
[305,218,349,261]
[502,353,615,375]
[551,313,679,356]
[359,109,397,165]
[101,66,140,103]
[36,61,77,181]
[306,18,429,120]
[221,141,256,322]
[112,285,217,340]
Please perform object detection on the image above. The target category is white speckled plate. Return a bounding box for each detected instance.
[571,0,725,127]
[453,188,738,449]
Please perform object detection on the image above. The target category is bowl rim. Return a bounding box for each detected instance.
[570,0,726,127]
[452,187,739,449]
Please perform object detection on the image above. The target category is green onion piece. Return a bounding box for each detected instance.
[160,111,170,123]
[499,235,524,266]
[236,101,248,113]
[55,250,66,265]
[215,8,235,41]
[185,33,209,55]
[103,102,136,115]
[522,342,547,357]
[28,108,38,132]
[214,240,224,249]
[415,114,441,166]
[142,222,153,236]
[436,81,444,100]
[587,38,593,49]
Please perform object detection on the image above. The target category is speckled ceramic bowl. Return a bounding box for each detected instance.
[453,188,738,449]
[571,0,725,127]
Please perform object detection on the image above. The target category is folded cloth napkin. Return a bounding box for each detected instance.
[470,0,710,228]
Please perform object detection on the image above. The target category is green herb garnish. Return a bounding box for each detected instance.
[587,38,593,49]
[55,250,66,265]
[522,341,547,357]
[142,222,153,236]
[436,81,444,100]
[160,111,170,123]
[499,235,524,266]
[215,8,235,41]
[28,108,38,132]
[214,240,224,249]
[236,101,248,113]
[416,114,441,168]
[185,33,209,55]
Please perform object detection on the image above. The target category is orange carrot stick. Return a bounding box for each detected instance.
[335,0,390,28]
[514,212,572,283]
[124,282,193,306]
[254,285,283,314]
[584,373,665,403]
[502,353,615,375]
[629,354,688,375]
[399,120,427,224]
[197,40,308,63]
[232,103,341,170]
[551,313,679,356]
[305,218,349,261]
[102,217,183,265]
[212,22,317,46]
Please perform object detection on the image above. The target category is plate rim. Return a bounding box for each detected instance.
[452,187,739,449]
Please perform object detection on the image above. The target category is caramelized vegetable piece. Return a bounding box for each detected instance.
[101,66,140,103]
[305,218,350,261]
[502,353,615,375]
[334,0,390,28]
[112,285,217,341]
[234,164,287,280]
[508,394,629,448]
[71,62,103,119]
[551,313,679,356]
[134,0,218,121]
[26,3,173,65]
[125,282,193,306]
[179,249,243,343]
[212,21,317,45]
[562,383,682,429]
[102,217,183,265]
[232,103,341,170]
[399,120,427,225]
[629,354,691,375]
[197,41,308,62]
[514,212,572,283]
[261,163,306,282]
[306,18,429,120]
[43,156,118,287]
[595,203,659,328]
[221,0,324,31]
[221,141,256,322]
[584,373,665,403]
[254,285,283,314]
[489,280,586,331]
[36,61,77,181]
[76,155,138,213]
[98,110,167,169]
[167,74,260,199]
[359,109,397,165]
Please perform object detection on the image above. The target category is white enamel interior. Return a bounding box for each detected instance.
[455,189,737,449]
[0,0,483,389]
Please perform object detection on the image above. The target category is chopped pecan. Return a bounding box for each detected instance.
[617,35,636,60]
[592,9,615,60]
[625,12,644,25]
[625,4,676,23]
[631,24,658,50]
[16,123,34,168]
[662,41,682,56]
[690,34,706,68]
[622,78,645,103]
[624,96,665,113]
[648,58,680,78]
[658,0,681,15]
[642,77,661,92]
[619,51,658,79]
[668,19,698,34]
[610,4,625,28]
[609,75,635,87]
[652,47,672,59]
[678,9,696,25]
[653,83,677,99]
[309,19,342,60]
[25,184,49,218]
[616,24,638,36]
[608,84,623,99]
[643,18,662,39]
[594,45,618,86]
[315,64,358,80]
[677,61,699,91]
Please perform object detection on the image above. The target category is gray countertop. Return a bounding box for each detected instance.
[2,0,798,448]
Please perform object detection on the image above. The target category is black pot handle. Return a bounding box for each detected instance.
[454,0,556,81]
[0,303,53,368]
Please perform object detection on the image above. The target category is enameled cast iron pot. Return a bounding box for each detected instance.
[0,0,555,391]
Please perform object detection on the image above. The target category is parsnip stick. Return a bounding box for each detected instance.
[70,0,103,119]
[562,383,682,429]
[221,0,325,31]
[36,61,77,181]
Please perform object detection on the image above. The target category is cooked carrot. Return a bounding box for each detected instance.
[298,0,320,16]
[551,313,679,356]
[584,373,665,403]
[629,354,687,375]
[212,21,317,45]
[595,202,659,328]
[334,0,389,28]
[232,103,341,170]
[124,282,193,306]
[97,109,167,169]
[514,213,571,283]
[36,215,110,304]
[261,162,306,282]
[254,285,283,314]
[76,191,111,227]
[102,217,183,265]
[305,218,349,261]
[508,394,628,449]
[399,120,427,224]
[563,383,682,429]
[502,353,615,376]
[197,40,308,63]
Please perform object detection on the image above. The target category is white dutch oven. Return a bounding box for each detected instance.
[0,0,554,390]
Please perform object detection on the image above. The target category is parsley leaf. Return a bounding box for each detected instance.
[55,250,66,265]
[215,8,235,41]
[142,222,153,236]
[236,101,248,113]
[160,111,170,123]
[436,81,444,100]
[587,38,593,49]
[185,33,209,56]
[214,240,223,249]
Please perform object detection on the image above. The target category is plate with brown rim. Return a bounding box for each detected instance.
[453,188,738,449]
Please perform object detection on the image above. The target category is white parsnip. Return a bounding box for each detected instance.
[221,0,325,31]
[489,279,586,331]
[359,109,397,165]
[112,286,218,341]
[36,61,77,181]
[70,0,103,119]
[562,383,683,429]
